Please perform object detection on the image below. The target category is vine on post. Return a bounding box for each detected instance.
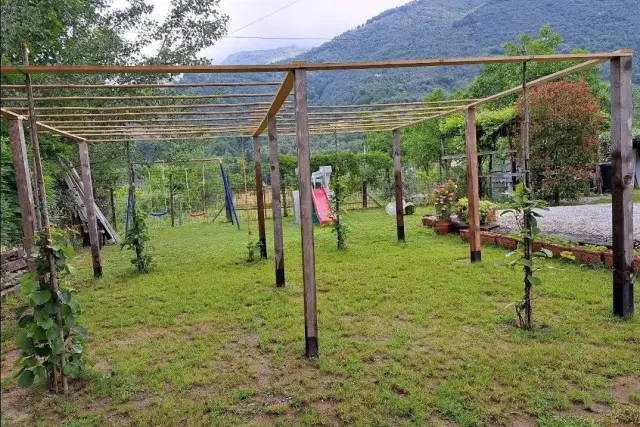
[14,229,87,392]
[122,209,152,273]
[330,177,350,250]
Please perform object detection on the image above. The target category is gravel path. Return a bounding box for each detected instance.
[497,203,640,244]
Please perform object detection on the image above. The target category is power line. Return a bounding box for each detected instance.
[228,0,307,36]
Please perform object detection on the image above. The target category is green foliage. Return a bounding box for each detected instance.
[455,198,498,225]
[14,229,87,390]
[330,177,350,250]
[0,135,21,249]
[278,154,298,189]
[121,210,152,273]
[499,183,550,329]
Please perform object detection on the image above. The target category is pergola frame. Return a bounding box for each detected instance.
[1,50,634,358]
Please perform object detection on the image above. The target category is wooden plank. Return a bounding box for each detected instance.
[11,101,292,113]
[170,173,175,228]
[1,108,86,142]
[35,109,269,118]
[2,82,282,90]
[1,258,28,274]
[393,129,405,241]
[253,136,267,259]
[268,116,285,287]
[78,140,103,278]
[0,51,631,75]
[7,118,36,270]
[253,72,294,136]
[465,108,481,262]
[4,93,278,102]
[610,55,635,317]
[295,68,319,357]
[0,249,25,263]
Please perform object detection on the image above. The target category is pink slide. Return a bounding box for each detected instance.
[312,187,332,226]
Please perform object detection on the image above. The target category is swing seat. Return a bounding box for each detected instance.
[150,209,168,217]
[189,210,206,218]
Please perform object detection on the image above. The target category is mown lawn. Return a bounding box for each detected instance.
[1,209,639,427]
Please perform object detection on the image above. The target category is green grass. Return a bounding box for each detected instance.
[1,209,639,426]
[587,188,640,204]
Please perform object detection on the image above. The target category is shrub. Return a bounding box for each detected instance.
[430,180,458,221]
[454,198,498,225]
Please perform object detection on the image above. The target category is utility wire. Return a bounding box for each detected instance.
[227,0,306,36]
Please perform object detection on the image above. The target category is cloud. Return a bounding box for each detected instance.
[118,0,410,63]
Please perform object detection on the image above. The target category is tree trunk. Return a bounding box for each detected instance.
[362,180,368,209]
[281,183,288,217]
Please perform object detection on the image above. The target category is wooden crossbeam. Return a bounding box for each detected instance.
[1,81,282,90]
[0,52,631,75]
[253,72,294,136]
[2,93,280,102]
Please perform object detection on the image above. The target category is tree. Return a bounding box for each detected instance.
[402,89,446,174]
[520,80,604,205]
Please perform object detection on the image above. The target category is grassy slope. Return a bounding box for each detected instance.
[1,209,639,426]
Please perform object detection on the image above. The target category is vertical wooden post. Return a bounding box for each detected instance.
[610,55,634,317]
[254,135,268,259]
[21,43,67,393]
[78,140,103,278]
[109,188,117,231]
[392,129,405,241]
[282,184,288,217]
[362,181,368,209]
[295,67,319,357]
[178,194,183,226]
[465,107,482,263]
[268,116,286,287]
[7,118,36,269]
[170,173,175,227]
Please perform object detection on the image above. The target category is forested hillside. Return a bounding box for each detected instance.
[185,0,639,105]
[221,45,307,65]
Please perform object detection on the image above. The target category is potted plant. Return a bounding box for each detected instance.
[454,198,498,226]
[430,180,457,234]
[572,244,605,265]
[422,215,437,227]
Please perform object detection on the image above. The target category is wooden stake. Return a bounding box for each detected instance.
[295,68,319,357]
[78,140,103,278]
[268,116,285,287]
[178,194,183,226]
[109,188,117,232]
[253,136,267,259]
[170,173,175,227]
[392,129,405,241]
[21,43,67,393]
[465,107,481,262]
[7,118,37,270]
[610,55,635,317]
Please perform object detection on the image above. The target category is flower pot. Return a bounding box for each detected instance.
[572,247,603,265]
[434,220,452,234]
[495,235,518,250]
[480,232,497,246]
[459,229,470,242]
[603,251,614,268]
[543,243,569,258]
[533,241,544,253]
[422,215,437,227]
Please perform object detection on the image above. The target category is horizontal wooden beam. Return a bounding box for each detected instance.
[10,102,292,113]
[0,52,631,75]
[0,107,86,142]
[253,71,294,137]
[308,100,479,108]
[34,109,269,118]
[3,93,279,102]
[1,81,282,90]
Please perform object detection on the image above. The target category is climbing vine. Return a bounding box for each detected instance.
[330,178,350,250]
[122,209,152,273]
[15,229,87,392]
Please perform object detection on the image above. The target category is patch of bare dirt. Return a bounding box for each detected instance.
[610,375,640,405]
[428,415,456,426]
[114,327,176,347]
[508,416,537,427]
[175,312,187,321]
[0,386,33,425]
[1,348,21,379]
[129,390,151,407]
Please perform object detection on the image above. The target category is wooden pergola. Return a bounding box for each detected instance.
[0,50,634,358]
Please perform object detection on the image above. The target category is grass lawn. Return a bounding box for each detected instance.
[1,209,639,426]
[587,188,640,205]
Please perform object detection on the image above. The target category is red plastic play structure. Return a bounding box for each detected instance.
[312,187,332,226]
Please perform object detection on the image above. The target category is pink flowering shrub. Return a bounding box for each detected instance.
[430,180,458,221]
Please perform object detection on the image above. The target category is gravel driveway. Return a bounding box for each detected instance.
[497,203,640,244]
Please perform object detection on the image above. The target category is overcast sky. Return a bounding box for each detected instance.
[132,0,410,63]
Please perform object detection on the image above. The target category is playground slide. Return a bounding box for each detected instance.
[312,187,332,226]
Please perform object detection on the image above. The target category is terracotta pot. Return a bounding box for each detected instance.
[543,243,569,258]
[572,247,603,265]
[495,235,518,250]
[480,232,496,246]
[603,251,614,269]
[422,215,437,227]
[434,220,452,234]
[459,229,470,242]
[533,241,544,253]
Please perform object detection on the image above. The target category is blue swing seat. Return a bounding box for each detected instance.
[150,209,168,217]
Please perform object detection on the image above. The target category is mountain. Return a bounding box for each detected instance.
[220,45,307,65]
[184,0,639,105]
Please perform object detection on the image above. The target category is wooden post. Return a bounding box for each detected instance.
[178,194,183,225]
[109,188,117,231]
[295,67,319,357]
[362,180,368,209]
[170,173,175,227]
[253,135,267,259]
[465,107,482,263]
[7,118,36,269]
[78,140,103,278]
[392,129,405,241]
[21,43,67,393]
[610,55,634,317]
[268,116,286,287]
[282,183,288,217]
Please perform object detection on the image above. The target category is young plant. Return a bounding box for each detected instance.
[14,229,87,392]
[430,179,458,221]
[121,209,152,273]
[499,183,551,329]
[455,198,498,225]
[330,177,350,250]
